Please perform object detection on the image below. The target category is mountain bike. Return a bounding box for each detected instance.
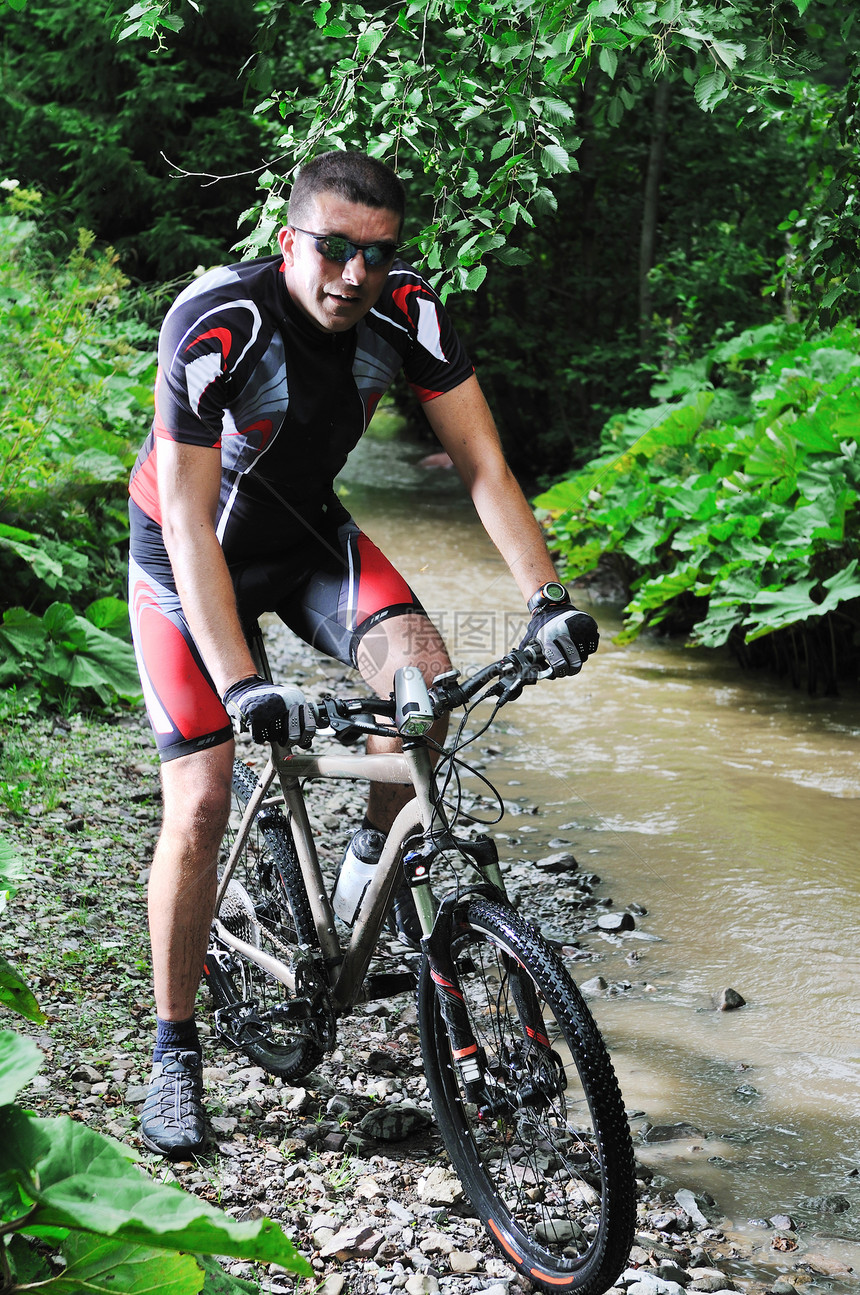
[202,630,636,1295]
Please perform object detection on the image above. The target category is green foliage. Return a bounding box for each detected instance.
[0,841,45,1026]
[113,0,832,297]
[536,320,860,690]
[0,198,153,532]
[0,0,268,280]
[0,1032,312,1291]
[0,601,142,705]
[770,51,860,323]
[0,854,312,1293]
[0,188,149,706]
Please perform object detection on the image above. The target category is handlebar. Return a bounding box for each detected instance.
[300,640,549,744]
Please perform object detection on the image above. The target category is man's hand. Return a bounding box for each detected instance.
[519,606,600,678]
[222,675,315,746]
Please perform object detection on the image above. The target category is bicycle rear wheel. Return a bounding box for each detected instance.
[418,896,635,1295]
[203,760,328,1080]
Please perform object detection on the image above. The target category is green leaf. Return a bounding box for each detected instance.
[357,26,385,58]
[0,1108,312,1273]
[39,604,143,700]
[198,1253,259,1292]
[0,608,47,659]
[710,40,745,71]
[0,837,25,914]
[85,597,132,637]
[746,562,860,640]
[0,1032,43,1105]
[695,67,728,112]
[598,45,618,78]
[0,959,46,1026]
[464,264,487,291]
[540,143,570,176]
[46,1233,206,1294]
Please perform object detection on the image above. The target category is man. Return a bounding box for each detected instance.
[128,150,598,1158]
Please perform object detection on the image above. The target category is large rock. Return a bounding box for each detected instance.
[356,1103,432,1141]
[417,1166,465,1205]
[641,1122,704,1143]
[320,1224,384,1260]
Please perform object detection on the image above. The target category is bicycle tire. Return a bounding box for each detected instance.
[418,895,635,1295]
[203,759,326,1080]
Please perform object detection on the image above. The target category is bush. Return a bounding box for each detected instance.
[535,320,860,693]
[0,183,154,706]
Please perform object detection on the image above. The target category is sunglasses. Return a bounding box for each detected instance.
[291,226,399,268]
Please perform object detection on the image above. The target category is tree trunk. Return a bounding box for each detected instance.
[639,79,671,356]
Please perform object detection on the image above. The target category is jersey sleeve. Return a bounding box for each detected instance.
[152,267,258,447]
[387,268,474,403]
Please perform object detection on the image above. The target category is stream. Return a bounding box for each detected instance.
[332,429,860,1279]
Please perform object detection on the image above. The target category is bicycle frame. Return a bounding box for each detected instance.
[213,736,469,1014]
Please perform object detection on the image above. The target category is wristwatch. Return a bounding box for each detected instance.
[527,581,570,614]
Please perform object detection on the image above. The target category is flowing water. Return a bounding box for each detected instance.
[333,432,860,1277]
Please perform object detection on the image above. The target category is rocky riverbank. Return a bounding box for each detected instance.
[1,634,857,1294]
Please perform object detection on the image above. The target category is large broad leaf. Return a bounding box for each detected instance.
[0,836,25,914]
[0,1106,311,1274]
[39,1232,205,1295]
[0,957,46,1025]
[0,1032,43,1106]
[0,607,48,658]
[746,561,860,640]
[40,603,143,700]
[86,597,133,637]
[0,534,65,586]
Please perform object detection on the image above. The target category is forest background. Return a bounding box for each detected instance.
[1,0,859,720]
[0,4,858,1288]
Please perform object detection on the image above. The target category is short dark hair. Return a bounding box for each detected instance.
[287,151,406,232]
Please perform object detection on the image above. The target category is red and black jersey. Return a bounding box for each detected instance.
[129,255,473,559]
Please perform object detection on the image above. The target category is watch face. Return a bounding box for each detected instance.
[544,582,567,603]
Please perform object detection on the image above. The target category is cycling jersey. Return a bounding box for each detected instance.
[128,252,471,760]
[129,254,473,558]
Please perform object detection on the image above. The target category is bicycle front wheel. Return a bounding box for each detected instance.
[418,896,635,1295]
[203,760,328,1081]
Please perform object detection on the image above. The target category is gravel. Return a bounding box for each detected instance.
[1,639,850,1294]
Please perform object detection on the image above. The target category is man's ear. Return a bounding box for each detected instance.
[278,226,296,266]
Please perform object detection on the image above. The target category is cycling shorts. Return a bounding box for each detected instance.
[128,497,426,761]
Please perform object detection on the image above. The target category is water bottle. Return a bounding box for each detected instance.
[331,828,385,925]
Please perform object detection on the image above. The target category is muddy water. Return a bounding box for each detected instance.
[335,433,860,1269]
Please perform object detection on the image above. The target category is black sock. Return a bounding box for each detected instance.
[153,1015,200,1063]
[361,813,384,835]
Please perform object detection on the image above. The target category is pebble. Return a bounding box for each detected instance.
[642,1122,704,1143]
[597,911,636,932]
[6,663,858,1295]
[715,988,746,1011]
[417,1168,464,1205]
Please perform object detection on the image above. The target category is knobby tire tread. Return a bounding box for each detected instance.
[418,895,635,1295]
[204,759,322,1079]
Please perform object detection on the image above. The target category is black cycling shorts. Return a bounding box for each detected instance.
[128,497,427,761]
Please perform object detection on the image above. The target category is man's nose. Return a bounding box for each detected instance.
[342,251,367,285]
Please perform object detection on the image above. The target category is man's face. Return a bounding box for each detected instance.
[278,193,401,334]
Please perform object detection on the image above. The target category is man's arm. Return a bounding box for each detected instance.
[422,374,560,602]
[157,438,258,697]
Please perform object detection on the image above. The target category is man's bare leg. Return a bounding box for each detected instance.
[355,612,451,831]
[148,741,234,1019]
[141,740,233,1157]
